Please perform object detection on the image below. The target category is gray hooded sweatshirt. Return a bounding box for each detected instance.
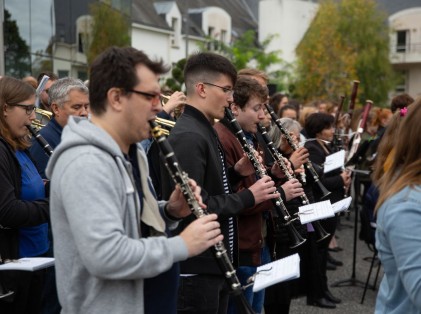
[46,117,188,314]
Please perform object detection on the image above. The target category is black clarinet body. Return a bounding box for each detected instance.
[149,121,255,314]
[264,104,331,200]
[224,108,306,248]
[257,124,330,243]
[27,125,53,156]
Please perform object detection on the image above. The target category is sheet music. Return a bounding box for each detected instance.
[324,149,345,173]
[0,257,54,271]
[298,200,335,224]
[332,196,353,214]
[253,253,300,292]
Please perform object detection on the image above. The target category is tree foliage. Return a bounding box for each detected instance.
[163,58,186,92]
[4,9,31,78]
[199,30,288,85]
[86,1,131,65]
[295,0,395,105]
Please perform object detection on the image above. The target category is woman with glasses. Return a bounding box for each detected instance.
[0,76,49,314]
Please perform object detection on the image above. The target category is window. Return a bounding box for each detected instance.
[171,17,180,47]
[396,30,408,53]
[78,71,88,82]
[58,70,69,78]
[220,30,227,43]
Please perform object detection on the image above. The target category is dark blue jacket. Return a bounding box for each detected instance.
[29,118,62,179]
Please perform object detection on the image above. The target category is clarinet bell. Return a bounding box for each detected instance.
[316,180,331,200]
[312,221,331,243]
[286,223,306,249]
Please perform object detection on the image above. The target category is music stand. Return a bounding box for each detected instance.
[331,167,370,288]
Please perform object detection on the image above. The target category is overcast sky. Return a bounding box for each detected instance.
[5,0,54,54]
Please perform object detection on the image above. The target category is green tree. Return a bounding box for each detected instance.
[295,0,395,105]
[4,9,31,78]
[163,58,186,92]
[86,1,131,65]
[199,30,288,87]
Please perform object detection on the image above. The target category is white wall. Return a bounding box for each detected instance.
[389,7,421,97]
[132,25,172,63]
[259,0,318,65]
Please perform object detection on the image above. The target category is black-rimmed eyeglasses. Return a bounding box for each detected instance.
[126,89,161,103]
[202,82,234,96]
[8,103,36,115]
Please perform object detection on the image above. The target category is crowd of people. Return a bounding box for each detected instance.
[0,46,420,314]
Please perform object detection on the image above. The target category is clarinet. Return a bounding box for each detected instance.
[27,125,54,156]
[264,103,331,200]
[149,120,255,314]
[224,108,306,248]
[257,124,330,242]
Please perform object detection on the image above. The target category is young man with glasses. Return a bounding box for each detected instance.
[45,47,223,314]
[161,52,280,313]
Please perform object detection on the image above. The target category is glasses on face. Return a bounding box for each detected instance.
[126,89,161,104]
[202,82,234,96]
[8,103,36,115]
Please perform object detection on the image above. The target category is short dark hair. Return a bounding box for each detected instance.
[233,76,268,109]
[37,71,58,85]
[89,46,168,115]
[390,93,414,113]
[305,112,334,138]
[184,52,237,95]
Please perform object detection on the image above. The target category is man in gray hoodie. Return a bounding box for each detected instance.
[46,46,223,314]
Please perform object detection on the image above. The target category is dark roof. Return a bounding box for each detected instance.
[376,0,421,15]
[132,1,171,30]
[132,0,258,38]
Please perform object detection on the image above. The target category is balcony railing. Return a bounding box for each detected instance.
[390,42,421,64]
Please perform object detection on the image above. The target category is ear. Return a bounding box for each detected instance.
[107,88,124,112]
[231,103,240,116]
[51,103,60,116]
[195,83,206,98]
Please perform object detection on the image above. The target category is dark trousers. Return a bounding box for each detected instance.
[0,269,45,314]
[318,215,338,292]
[177,274,229,314]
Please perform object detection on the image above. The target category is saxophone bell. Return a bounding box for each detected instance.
[32,108,53,131]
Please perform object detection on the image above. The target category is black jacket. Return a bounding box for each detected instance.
[0,137,49,262]
[161,105,254,274]
[304,140,345,204]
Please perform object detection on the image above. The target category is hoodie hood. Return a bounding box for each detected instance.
[46,116,123,179]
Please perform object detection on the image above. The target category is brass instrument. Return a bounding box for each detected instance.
[32,108,53,130]
[154,117,175,136]
[160,93,171,105]
[160,93,184,118]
